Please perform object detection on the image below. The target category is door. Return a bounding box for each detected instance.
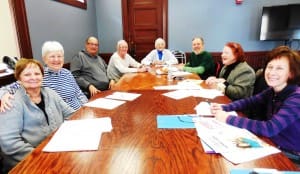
[122,0,168,62]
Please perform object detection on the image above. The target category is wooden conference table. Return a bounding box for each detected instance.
[10,68,299,173]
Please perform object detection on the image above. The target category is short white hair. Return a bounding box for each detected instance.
[42,41,64,57]
[154,38,165,48]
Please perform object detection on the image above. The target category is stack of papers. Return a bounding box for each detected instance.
[194,118,280,164]
[43,117,112,152]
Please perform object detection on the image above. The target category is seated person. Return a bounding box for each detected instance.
[141,37,178,65]
[180,37,215,80]
[0,59,74,172]
[107,40,147,82]
[0,41,87,112]
[71,36,113,98]
[206,42,255,101]
[210,45,300,168]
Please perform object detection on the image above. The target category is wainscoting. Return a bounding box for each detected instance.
[100,51,270,71]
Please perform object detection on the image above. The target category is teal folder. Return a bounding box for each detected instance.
[157,115,195,128]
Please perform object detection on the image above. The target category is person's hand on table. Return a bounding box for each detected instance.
[153,60,164,65]
[137,66,147,72]
[177,63,185,70]
[210,102,223,114]
[214,110,230,123]
[88,84,100,97]
[109,80,116,89]
[205,77,226,92]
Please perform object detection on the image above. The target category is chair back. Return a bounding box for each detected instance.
[171,50,186,64]
[214,61,222,77]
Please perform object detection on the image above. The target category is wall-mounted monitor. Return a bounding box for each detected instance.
[260,4,300,41]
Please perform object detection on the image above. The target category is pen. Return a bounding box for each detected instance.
[199,115,215,118]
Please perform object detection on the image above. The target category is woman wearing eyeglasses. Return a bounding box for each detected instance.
[206,42,255,101]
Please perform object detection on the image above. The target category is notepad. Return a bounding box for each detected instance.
[157,115,196,128]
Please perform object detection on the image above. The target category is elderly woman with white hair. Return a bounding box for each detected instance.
[0,41,88,112]
[141,37,178,66]
[107,40,147,82]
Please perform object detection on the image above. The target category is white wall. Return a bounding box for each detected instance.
[0,0,20,62]
[95,0,123,54]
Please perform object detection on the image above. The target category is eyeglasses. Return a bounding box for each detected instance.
[87,43,99,46]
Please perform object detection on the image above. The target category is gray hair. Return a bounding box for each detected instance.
[42,41,64,57]
[116,40,128,50]
[192,37,204,45]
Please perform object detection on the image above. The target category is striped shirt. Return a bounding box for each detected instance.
[0,67,88,110]
[222,85,300,152]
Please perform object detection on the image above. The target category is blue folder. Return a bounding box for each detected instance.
[157,115,196,128]
[230,169,300,174]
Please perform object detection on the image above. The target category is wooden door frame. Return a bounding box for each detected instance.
[121,0,168,46]
[10,0,33,58]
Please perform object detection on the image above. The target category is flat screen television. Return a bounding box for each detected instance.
[260,4,300,41]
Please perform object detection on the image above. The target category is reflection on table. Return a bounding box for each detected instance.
[9,70,298,173]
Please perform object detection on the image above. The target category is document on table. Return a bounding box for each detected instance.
[191,88,224,99]
[154,84,202,90]
[194,101,237,116]
[162,90,193,100]
[84,98,125,109]
[43,117,112,152]
[194,118,280,164]
[171,71,192,77]
[105,91,141,101]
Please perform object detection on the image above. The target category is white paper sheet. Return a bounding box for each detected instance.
[192,88,224,99]
[194,118,280,164]
[43,117,112,152]
[154,84,202,90]
[194,102,237,116]
[162,90,193,100]
[84,98,125,109]
[105,91,141,101]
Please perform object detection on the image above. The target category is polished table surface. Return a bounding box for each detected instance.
[10,70,299,173]
[111,67,200,90]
